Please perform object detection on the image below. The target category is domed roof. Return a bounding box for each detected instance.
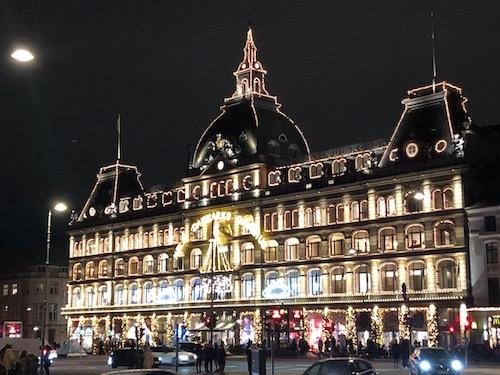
[192,28,310,171]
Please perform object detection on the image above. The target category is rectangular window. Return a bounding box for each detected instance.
[331,239,344,256]
[485,216,497,232]
[486,243,498,264]
[35,283,44,295]
[488,278,500,305]
[265,247,278,262]
[307,242,320,259]
[3,285,8,296]
[264,214,271,232]
[11,284,17,295]
[48,303,57,321]
[49,282,58,296]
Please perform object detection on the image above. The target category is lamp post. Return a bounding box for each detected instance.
[41,202,68,346]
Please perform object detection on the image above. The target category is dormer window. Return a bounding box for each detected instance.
[435,139,447,153]
[268,171,281,186]
[132,197,143,210]
[406,142,419,158]
[288,167,302,183]
[309,163,323,179]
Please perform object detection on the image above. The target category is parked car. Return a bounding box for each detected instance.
[108,348,145,368]
[101,370,175,375]
[409,347,464,375]
[302,358,377,375]
[151,346,197,366]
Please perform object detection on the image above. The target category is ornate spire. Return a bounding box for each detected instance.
[231,27,270,98]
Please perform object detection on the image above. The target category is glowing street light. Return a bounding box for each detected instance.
[10,48,35,63]
[54,202,68,212]
[414,191,425,200]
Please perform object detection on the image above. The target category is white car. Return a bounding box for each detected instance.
[151,346,197,366]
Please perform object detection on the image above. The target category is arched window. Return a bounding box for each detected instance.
[86,239,96,255]
[226,179,234,194]
[332,267,346,294]
[129,283,138,304]
[87,287,95,307]
[409,262,426,291]
[72,288,81,307]
[337,204,344,222]
[157,253,168,273]
[327,205,336,224]
[157,230,164,246]
[210,182,218,198]
[288,144,300,159]
[288,167,302,183]
[306,236,321,259]
[308,269,322,296]
[287,270,300,297]
[405,225,425,249]
[192,226,203,241]
[285,238,300,260]
[386,196,396,216]
[332,159,346,175]
[98,285,108,306]
[148,232,154,247]
[268,140,280,157]
[376,197,386,217]
[360,200,368,220]
[218,180,226,196]
[174,279,184,301]
[355,265,371,293]
[143,255,154,274]
[432,189,443,210]
[313,206,321,226]
[380,264,398,292]
[309,163,323,179]
[355,155,364,171]
[157,281,169,303]
[443,188,454,209]
[143,282,154,304]
[304,208,313,227]
[434,221,454,246]
[271,213,279,231]
[143,232,149,248]
[352,231,370,253]
[379,227,397,252]
[292,210,299,228]
[114,259,125,277]
[437,260,457,289]
[405,191,423,213]
[98,260,108,278]
[115,285,124,305]
[264,214,271,232]
[254,78,261,92]
[351,202,360,221]
[265,271,279,288]
[174,255,184,271]
[73,264,82,281]
[242,273,255,298]
[265,240,278,262]
[98,238,104,253]
[128,257,139,275]
[114,236,121,252]
[191,249,202,269]
[191,278,203,301]
[241,242,255,264]
[85,262,96,279]
[329,233,345,256]
[284,211,292,229]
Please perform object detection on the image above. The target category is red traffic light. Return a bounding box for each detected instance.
[449,326,455,333]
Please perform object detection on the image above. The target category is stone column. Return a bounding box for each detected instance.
[107,231,113,253]
[371,261,379,294]
[458,254,467,290]
[426,257,435,290]
[69,236,75,258]
[346,267,354,294]
[398,261,407,293]
[422,180,432,212]
[255,268,263,300]
[343,195,351,223]
[321,267,329,296]
[452,174,463,208]
[395,185,403,215]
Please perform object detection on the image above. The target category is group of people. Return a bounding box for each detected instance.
[390,339,412,367]
[193,341,227,374]
[0,344,50,375]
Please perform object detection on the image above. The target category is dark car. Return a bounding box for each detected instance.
[108,348,144,368]
[409,347,464,375]
[302,358,377,375]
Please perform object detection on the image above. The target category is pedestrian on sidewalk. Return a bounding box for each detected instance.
[391,339,400,367]
[194,343,203,373]
[216,341,226,373]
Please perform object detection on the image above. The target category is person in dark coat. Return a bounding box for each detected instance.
[194,343,203,373]
[216,341,227,373]
[245,340,252,375]
[391,339,400,367]
[318,338,323,357]
[128,343,137,369]
[401,339,410,368]
[204,341,214,373]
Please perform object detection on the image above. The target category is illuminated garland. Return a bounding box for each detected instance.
[398,305,410,340]
[346,306,357,349]
[150,313,159,344]
[370,306,383,346]
[426,304,439,347]
[254,309,262,344]
[121,314,129,345]
[302,308,310,342]
[165,313,173,346]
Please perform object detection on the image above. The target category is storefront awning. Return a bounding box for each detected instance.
[191,321,236,332]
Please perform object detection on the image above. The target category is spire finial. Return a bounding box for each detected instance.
[431,11,437,93]
[116,114,122,163]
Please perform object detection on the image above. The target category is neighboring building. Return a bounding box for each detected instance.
[63,28,474,352]
[0,265,68,344]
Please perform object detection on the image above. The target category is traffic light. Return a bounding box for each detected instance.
[448,325,455,333]
[464,316,472,331]
[204,313,216,330]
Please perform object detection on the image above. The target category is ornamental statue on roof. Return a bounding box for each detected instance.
[204,133,241,165]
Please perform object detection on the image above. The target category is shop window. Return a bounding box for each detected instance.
[379,227,397,252]
[329,233,344,256]
[405,225,425,249]
[240,243,255,264]
[306,236,321,259]
[434,221,454,246]
[409,263,426,291]
[308,269,322,296]
[191,249,202,269]
[352,231,370,253]
[381,264,398,292]
[242,274,255,298]
[437,260,457,289]
[285,238,300,260]
[332,268,346,294]
[287,270,300,297]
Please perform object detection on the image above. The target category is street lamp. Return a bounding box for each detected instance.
[41,201,68,346]
[10,48,35,62]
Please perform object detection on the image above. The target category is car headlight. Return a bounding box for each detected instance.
[451,359,463,371]
[107,357,113,366]
[179,354,189,361]
[420,360,431,371]
[157,356,163,362]
[193,354,197,360]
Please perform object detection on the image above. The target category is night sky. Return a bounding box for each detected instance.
[1,1,499,269]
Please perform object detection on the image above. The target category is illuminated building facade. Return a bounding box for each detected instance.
[62,28,474,352]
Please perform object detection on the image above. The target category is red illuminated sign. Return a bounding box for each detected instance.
[3,321,22,338]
